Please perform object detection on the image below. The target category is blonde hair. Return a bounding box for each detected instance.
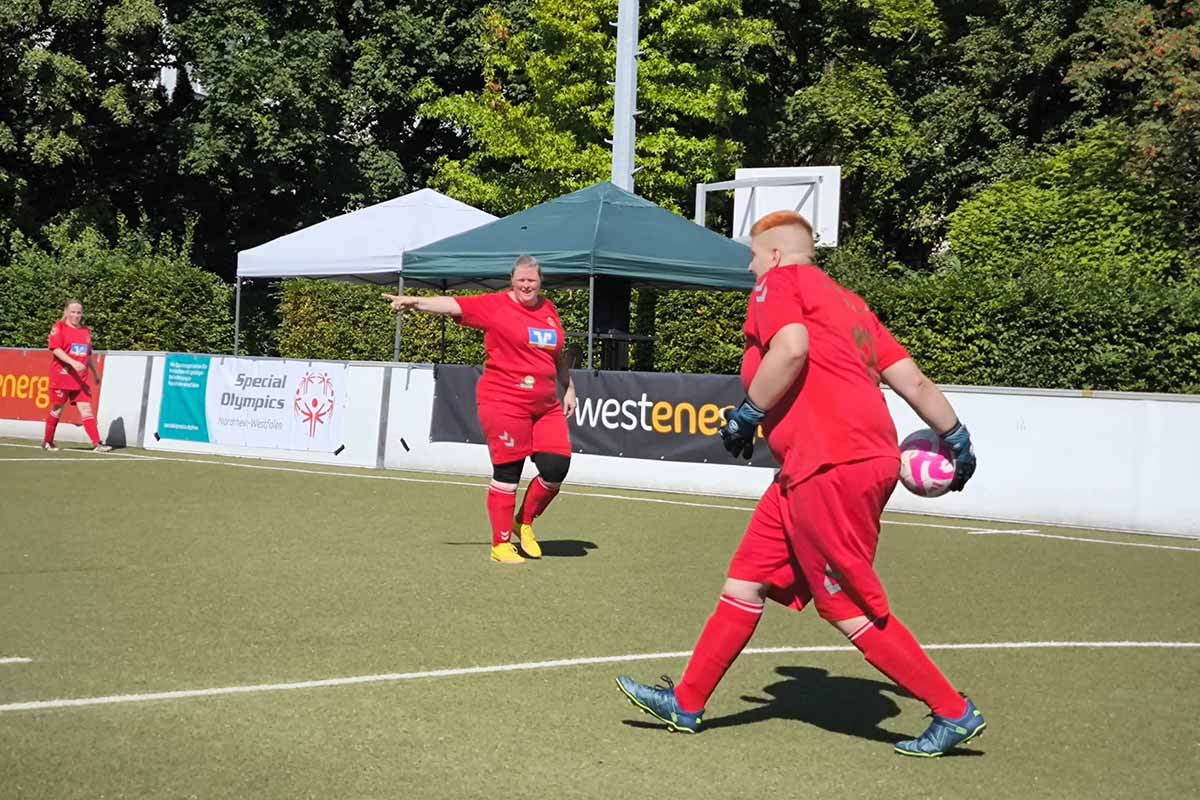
[60,299,83,321]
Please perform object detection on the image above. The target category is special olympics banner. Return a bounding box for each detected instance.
[430,364,777,468]
[0,348,104,424]
[158,355,346,452]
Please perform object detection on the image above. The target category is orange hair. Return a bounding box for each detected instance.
[750,210,814,238]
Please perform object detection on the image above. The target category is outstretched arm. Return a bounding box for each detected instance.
[382,293,462,317]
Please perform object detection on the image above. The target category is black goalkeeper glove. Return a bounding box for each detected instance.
[719,398,766,460]
[939,421,976,491]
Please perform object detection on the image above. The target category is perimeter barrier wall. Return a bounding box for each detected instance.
[2,348,1196,539]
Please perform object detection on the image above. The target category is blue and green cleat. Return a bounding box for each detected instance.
[615,675,703,734]
[894,698,986,757]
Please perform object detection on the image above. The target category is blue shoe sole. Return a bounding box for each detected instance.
[615,678,699,734]
[893,720,987,758]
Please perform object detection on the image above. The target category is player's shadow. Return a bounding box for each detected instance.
[442,539,598,557]
[624,666,983,755]
[536,539,597,557]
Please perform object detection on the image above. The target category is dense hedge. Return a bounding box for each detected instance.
[5,136,1198,394]
[0,222,233,353]
[259,260,1200,393]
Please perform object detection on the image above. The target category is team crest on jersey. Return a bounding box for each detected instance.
[527,327,558,349]
[68,343,89,356]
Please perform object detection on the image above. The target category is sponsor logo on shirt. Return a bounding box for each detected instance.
[754,282,768,303]
[68,343,89,356]
[527,327,559,349]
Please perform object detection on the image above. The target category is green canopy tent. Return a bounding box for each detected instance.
[402,181,753,366]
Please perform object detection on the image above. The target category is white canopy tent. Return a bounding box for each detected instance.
[234,188,497,357]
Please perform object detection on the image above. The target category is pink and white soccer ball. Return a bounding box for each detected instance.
[898,429,956,498]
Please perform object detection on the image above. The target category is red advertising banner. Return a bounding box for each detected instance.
[0,348,105,424]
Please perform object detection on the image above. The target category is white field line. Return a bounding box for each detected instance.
[4,442,1197,548]
[0,657,32,665]
[0,443,1013,530]
[969,529,1200,553]
[1,640,1196,714]
[0,457,143,462]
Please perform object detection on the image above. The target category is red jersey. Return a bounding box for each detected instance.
[741,264,909,486]
[456,291,565,410]
[48,321,93,390]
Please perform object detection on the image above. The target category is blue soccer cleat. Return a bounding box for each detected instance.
[615,675,703,734]
[894,697,986,757]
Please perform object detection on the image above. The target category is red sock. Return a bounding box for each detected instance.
[81,416,101,446]
[486,486,517,546]
[674,595,764,712]
[518,477,560,524]
[44,414,60,445]
[847,615,967,718]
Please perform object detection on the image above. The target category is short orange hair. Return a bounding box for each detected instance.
[750,210,813,238]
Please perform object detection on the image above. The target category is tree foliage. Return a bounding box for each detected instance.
[1,0,1197,392]
[0,218,232,353]
[422,0,773,213]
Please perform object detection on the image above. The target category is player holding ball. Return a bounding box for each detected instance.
[384,256,577,565]
[616,211,981,757]
[44,299,111,453]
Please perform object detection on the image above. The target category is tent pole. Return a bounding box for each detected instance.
[392,273,404,362]
[439,280,448,364]
[233,276,242,356]
[586,274,596,369]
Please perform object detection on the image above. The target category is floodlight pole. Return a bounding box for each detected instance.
[595,0,640,369]
[610,0,639,192]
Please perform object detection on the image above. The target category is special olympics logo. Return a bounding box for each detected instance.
[294,371,336,437]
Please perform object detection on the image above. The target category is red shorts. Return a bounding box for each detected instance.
[50,383,92,406]
[727,457,899,621]
[477,401,571,465]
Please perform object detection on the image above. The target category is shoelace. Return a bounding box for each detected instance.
[652,675,677,694]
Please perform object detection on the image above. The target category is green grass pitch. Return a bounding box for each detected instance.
[1,439,1198,799]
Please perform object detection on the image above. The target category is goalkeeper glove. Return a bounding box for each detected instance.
[719,398,766,460]
[939,421,976,491]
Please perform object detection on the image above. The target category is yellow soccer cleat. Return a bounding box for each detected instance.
[516,522,542,559]
[490,542,526,565]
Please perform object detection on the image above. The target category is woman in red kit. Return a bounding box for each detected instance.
[384,255,577,564]
[44,299,111,452]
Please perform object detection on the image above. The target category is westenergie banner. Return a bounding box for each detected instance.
[430,364,777,468]
[0,348,104,424]
[158,355,347,452]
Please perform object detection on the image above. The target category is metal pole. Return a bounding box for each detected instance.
[610,0,639,191]
[694,183,706,225]
[392,273,404,362]
[439,280,448,364]
[586,274,596,369]
[233,276,242,355]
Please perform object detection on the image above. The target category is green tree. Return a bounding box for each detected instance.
[422,0,773,213]
[1067,0,1200,246]
[0,217,233,353]
[0,0,174,261]
[166,0,491,273]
